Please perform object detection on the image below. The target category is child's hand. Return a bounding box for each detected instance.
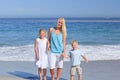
[82,55,88,63]
[64,54,70,58]
[61,52,65,58]
[48,47,50,51]
[85,59,88,63]
[36,56,39,61]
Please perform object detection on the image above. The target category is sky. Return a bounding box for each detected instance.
[0,0,120,18]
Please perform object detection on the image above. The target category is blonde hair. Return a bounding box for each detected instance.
[71,40,78,46]
[39,28,46,36]
[58,18,67,38]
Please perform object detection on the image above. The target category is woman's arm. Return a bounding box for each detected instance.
[61,35,66,58]
[47,28,53,51]
[34,39,39,60]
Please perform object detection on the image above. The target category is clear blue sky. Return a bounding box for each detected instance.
[0,0,120,18]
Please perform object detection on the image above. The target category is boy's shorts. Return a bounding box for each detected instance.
[70,65,82,76]
[49,53,63,69]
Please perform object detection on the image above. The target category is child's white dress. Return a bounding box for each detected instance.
[35,38,48,69]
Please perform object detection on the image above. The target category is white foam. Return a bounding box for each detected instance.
[0,45,34,61]
[0,45,120,61]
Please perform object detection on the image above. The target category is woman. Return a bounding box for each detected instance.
[48,18,67,80]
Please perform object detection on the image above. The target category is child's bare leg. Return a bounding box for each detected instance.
[50,69,55,80]
[78,74,82,80]
[70,75,74,80]
[38,68,42,80]
[43,69,47,80]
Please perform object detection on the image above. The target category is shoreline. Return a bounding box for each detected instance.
[0,60,120,80]
[1,45,120,61]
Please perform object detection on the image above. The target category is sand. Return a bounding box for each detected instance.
[0,60,120,80]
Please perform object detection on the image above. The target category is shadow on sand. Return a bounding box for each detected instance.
[8,71,67,80]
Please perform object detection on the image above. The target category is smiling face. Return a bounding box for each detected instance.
[57,18,63,29]
[71,40,78,50]
[39,30,46,39]
[56,18,67,37]
[72,42,78,50]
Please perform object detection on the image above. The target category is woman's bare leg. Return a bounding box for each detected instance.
[56,68,62,80]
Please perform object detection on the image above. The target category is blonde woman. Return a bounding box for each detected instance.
[48,18,67,80]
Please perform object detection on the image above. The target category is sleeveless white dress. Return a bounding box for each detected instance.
[35,38,48,69]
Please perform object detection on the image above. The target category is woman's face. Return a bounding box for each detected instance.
[57,19,63,29]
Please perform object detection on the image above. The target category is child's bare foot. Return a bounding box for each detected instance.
[56,77,60,80]
[40,77,42,80]
[44,76,46,80]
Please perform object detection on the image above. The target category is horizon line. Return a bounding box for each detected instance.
[0,17,120,19]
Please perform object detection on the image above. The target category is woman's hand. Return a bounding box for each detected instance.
[61,52,65,58]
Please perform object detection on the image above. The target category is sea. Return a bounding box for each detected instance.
[0,18,120,61]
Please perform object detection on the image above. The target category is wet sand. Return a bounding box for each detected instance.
[0,60,120,80]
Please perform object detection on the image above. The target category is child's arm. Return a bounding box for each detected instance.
[47,40,50,51]
[65,54,70,58]
[34,39,39,61]
[65,51,72,59]
[82,54,88,63]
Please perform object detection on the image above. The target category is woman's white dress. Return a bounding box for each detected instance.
[35,38,48,69]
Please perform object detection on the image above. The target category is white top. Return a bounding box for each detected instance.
[35,37,48,69]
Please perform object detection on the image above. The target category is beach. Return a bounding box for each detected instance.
[0,0,120,79]
[0,60,120,80]
[0,18,120,80]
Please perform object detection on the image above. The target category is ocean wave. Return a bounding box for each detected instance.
[0,44,120,61]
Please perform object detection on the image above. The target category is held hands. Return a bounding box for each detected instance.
[61,52,66,58]
[48,47,50,52]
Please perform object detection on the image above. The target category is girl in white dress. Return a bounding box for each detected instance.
[34,29,48,80]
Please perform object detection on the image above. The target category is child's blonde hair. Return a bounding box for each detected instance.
[71,40,78,46]
[39,28,46,36]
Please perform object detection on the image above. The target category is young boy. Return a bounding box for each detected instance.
[66,40,88,80]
